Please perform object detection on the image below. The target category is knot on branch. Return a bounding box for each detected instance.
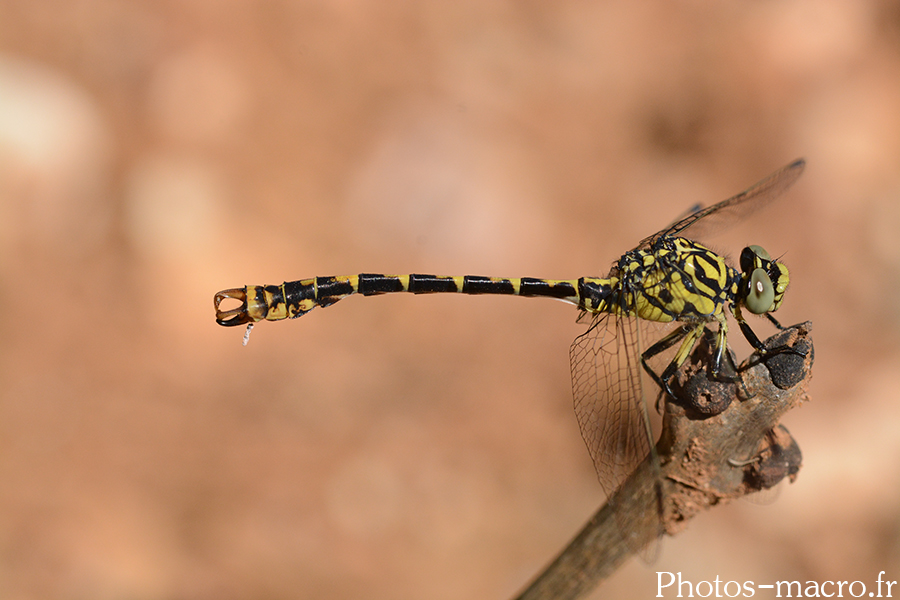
[659,321,813,534]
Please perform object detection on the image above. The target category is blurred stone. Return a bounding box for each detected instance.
[123,153,223,260]
[0,54,113,259]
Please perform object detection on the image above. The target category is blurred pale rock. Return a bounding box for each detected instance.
[0,54,113,259]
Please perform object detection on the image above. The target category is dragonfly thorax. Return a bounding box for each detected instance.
[603,235,739,324]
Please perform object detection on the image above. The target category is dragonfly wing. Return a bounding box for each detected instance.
[570,312,662,559]
[636,159,806,249]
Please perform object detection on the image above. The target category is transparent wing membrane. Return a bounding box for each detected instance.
[570,311,679,557]
[638,159,805,249]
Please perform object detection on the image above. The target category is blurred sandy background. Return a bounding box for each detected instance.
[1,2,899,599]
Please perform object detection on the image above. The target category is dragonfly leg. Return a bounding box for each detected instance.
[707,318,740,384]
[641,323,702,400]
[643,318,745,413]
[766,313,786,330]
[733,305,807,363]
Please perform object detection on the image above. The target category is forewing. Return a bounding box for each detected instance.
[636,159,806,249]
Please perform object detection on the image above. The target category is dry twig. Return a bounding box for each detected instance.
[514,322,813,600]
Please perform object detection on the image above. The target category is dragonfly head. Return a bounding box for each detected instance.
[739,245,789,315]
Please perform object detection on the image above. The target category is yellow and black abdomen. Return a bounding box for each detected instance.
[214,274,592,327]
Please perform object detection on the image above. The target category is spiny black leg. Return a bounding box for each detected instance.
[708,330,754,397]
[739,320,807,363]
[659,325,740,416]
[766,313,786,329]
[708,328,739,383]
[641,324,692,400]
[643,324,693,362]
[738,320,766,352]
[653,387,667,414]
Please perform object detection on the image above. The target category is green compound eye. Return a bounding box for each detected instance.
[749,245,771,260]
[740,245,771,272]
[746,268,775,314]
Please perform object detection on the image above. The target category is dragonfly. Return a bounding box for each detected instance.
[214,158,805,555]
